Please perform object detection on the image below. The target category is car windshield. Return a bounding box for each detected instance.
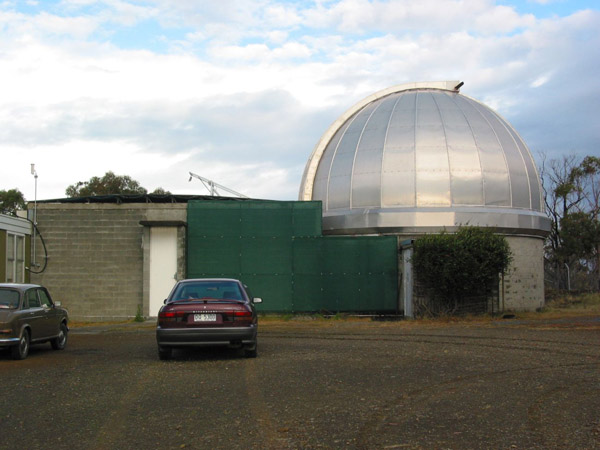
[0,289,20,309]
[171,281,244,302]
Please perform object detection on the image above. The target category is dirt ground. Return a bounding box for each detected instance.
[1,317,599,449]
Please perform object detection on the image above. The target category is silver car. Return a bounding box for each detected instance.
[0,283,69,360]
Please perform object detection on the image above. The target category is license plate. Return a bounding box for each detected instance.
[194,313,216,322]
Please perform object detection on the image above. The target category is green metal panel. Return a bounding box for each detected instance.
[188,200,321,237]
[365,273,398,311]
[292,201,322,237]
[321,237,367,274]
[290,236,398,312]
[187,237,241,275]
[241,202,293,237]
[321,274,361,311]
[240,237,292,274]
[240,273,293,312]
[291,274,324,311]
[187,202,242,237]
[187,200,398,313]
[366,237,398,273]
[291,236,321,274]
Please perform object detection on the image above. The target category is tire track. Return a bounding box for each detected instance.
[243,358,290,449]
[261,331,600,359]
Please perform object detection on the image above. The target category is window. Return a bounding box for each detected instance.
[6,233,25,283]
[25,289,41,309]
[39,289,52,308]
[0,288,20,309]
[173,281,243,301]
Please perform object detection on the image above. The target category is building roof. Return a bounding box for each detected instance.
[0,213,32,235]
[33,194,263,205]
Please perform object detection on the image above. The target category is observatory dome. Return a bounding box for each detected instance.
[299,81,550,236]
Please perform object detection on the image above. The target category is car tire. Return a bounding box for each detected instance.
[12,329,30,360]
[51,323,68,350]
[244,342,257,358]
[158,346,172,360]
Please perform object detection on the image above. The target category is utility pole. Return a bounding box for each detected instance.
[30,164,38,268]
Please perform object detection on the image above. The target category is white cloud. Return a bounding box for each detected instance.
[530,73,551,87]
[1,139,194,199]
[213,41,312,62]
[0,0,598,204]
[302,0,536,35]
[263,3,302,28]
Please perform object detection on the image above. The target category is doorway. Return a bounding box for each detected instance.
[149,227,178,317]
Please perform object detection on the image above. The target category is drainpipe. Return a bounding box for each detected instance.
[31,164,38,269]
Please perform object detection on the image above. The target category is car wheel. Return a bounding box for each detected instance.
[158,346,172,360]
[12,329,30,360]
[51,323,68,350]
[244,342,257,358]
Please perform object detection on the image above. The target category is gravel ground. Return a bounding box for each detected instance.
[0,317,599,449]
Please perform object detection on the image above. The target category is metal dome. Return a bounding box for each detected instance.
[299,81,550,236]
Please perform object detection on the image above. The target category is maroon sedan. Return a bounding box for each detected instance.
[156,278,262,360]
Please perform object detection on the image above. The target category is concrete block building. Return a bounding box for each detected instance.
[29,196,190,320]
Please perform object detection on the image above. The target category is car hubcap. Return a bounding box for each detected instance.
[20,336,28,355]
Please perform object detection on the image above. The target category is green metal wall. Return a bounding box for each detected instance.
[187,200,398,313]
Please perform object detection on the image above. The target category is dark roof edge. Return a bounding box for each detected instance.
[139,220,187,227]
[29,194,271,205]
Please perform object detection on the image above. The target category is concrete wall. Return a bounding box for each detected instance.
[502,235,546,311]
[399,233,546,314]
[30,203,186,321]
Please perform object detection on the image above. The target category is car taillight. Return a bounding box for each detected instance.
[231,311,253,323]
[159,311,185,322]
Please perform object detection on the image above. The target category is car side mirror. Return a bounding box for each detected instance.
[163,299,167,304]
[54,301,62,307]
[253,298,262,304]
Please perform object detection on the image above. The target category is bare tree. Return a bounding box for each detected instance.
[540,153,600,291]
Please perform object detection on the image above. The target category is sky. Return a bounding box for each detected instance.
[1,0,599,202]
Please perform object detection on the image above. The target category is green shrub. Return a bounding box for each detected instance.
[134,305,145,322]
[412,227,512,315]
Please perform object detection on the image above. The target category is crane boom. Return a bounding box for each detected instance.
[188,172,249,198]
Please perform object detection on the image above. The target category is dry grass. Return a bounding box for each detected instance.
[518,292,600,319]
[68,293,599,329]
[260,292,600,327]
[68,319,156,329]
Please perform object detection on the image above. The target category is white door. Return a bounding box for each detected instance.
[149,227,178,317]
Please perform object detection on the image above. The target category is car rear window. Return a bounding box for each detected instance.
[0,289,20,309]
[172,282,244,301]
